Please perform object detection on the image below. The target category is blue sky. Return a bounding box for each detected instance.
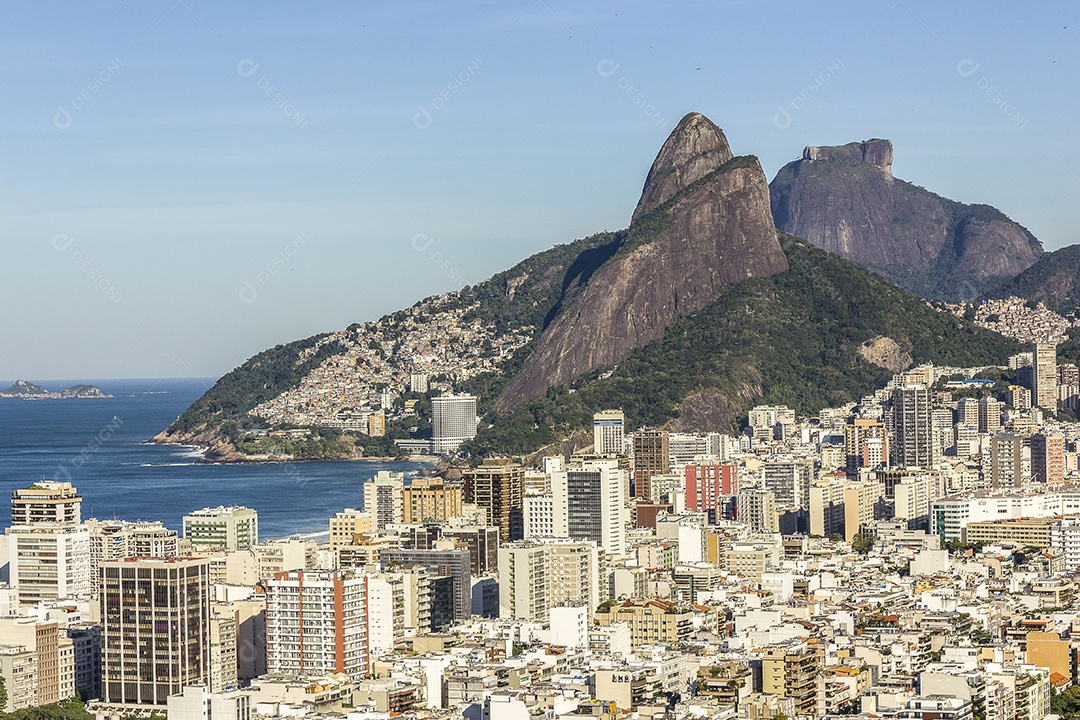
[1,1,1077,381]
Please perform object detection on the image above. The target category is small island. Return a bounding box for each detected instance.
[0,379,113,399]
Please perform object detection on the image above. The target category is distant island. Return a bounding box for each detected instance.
[0,379,112,399]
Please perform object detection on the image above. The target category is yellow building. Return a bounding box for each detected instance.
[761,643,820,716]
[329,508,374,550]
[1026,631,1072,680]
[964,517,1055,548]
[402,478,463,524]
[595,599,694,646]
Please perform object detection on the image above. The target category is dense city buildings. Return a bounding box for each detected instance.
[6,356,1080,720]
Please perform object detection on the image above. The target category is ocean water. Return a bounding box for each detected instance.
[0,378,429,539]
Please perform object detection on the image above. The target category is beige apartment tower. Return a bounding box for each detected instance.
[1033,342,1058,410]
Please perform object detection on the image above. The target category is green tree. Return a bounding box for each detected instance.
[851,533,874,555]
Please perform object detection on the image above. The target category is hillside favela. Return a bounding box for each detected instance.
[4,5,1080,720]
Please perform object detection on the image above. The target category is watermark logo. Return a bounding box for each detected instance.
[957,59,1027,129]
[51,234,122,303]
[239,233,309,303]
[773,58,843,129]
[411,233,465,285]
[597,59,668,129]
[54,59,123,130]
[414,59,484,130]
[237,58,308,128]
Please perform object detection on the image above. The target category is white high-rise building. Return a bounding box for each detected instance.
[6,524,91,604]
[11,482,82,525]
[592,410,625,455]
[566,458,626,558]
[265,569,370,679]
[365,573,405,661]
[363,471,404,530]
[431,393,477,454]
[498,539,601,622]
[183,506,258,552]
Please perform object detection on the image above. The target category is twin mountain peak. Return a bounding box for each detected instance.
[164,111,1040,454]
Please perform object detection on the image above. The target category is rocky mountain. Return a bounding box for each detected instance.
[986,243,1080,314]
[158,112,1019,460]
[493,113,789,412]
[769,139,1043,300]
[468,234,1019,454]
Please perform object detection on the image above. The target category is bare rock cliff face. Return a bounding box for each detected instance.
[769,139,1042,299]
[494,112,788,412]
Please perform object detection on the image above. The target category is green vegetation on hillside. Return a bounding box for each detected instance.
[463,234,1020,455]
[166,334,345,438]
[987,243,1080,313]
[164,231,623,440]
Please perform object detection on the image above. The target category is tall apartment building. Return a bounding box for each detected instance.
[991,434,1026,488]
[956,398,979,428]
[844,419,888,473]
[86,519,179,576]
[979,396,1003,435]
[265,569,370,679]
[736,489,779,533]
[379,548,472,628]
[567,458,626,557]
[101,557,212,706]
[761,643,820,717]
[6,524,91,604]
[1031,433,1065,485]
[593,410,626,455]
[409,372,430,394]
[182,506,258,551]
[1008,385,1032,411]
[632,429,669,500]
[463,459,524,542]
[402,478,462,523]
[363,471,404,530]
[498,539,601,622]
[0,618,75,708]
[328,508,374,550]
[431,393,477,454]
[668,433,709,468]
[366,573,405,661]
[762,457,814,510]
[891,385,934,469]
[11,481,82,525]
[0,645,38,712]
[6,481,91,605]
[1033,342,1058,410]
[684,463,739,522]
